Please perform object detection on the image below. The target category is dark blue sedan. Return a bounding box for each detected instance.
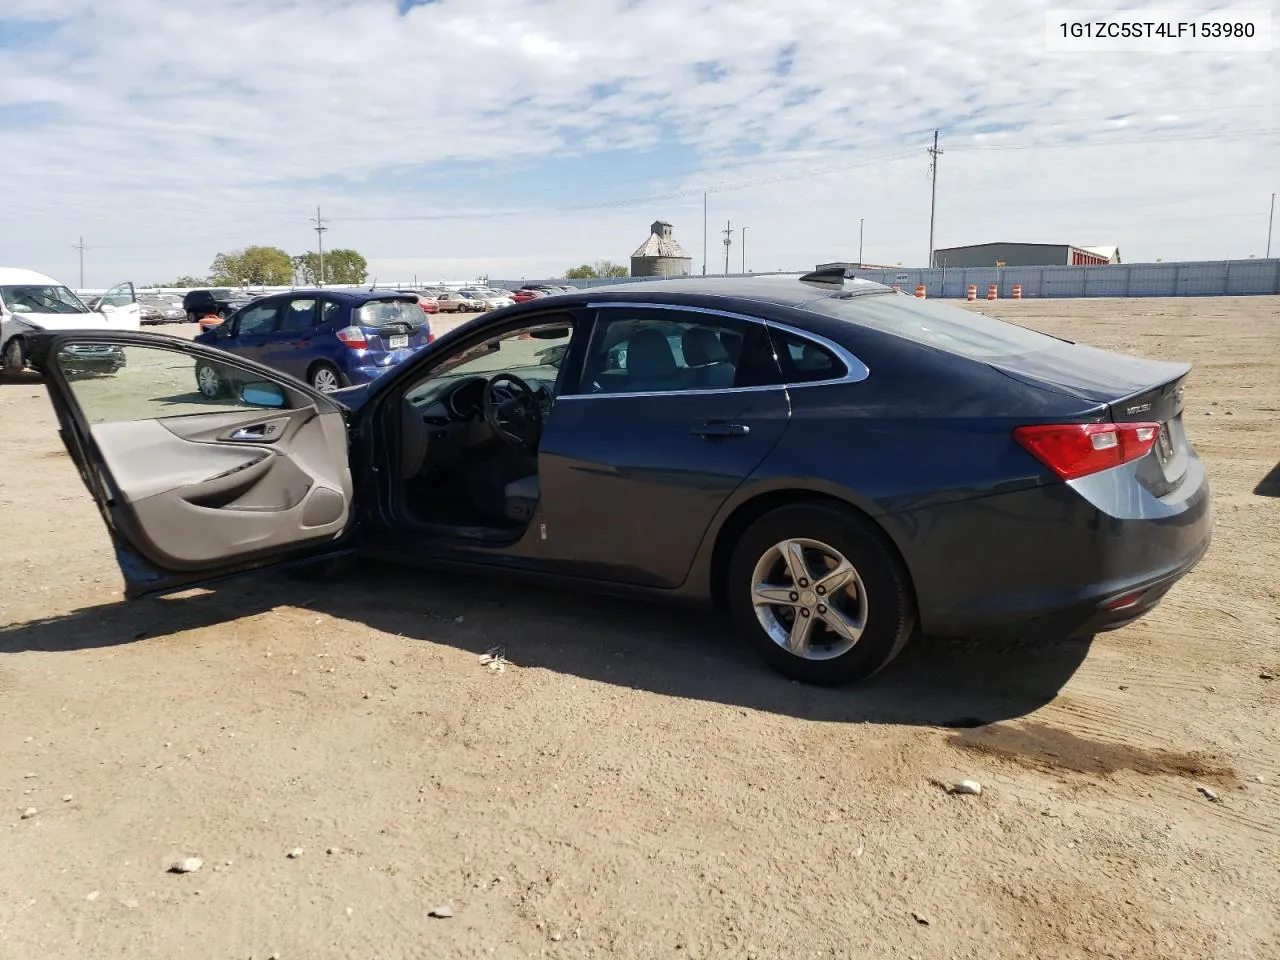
[32,271,1212,685]
[193,288,433,395]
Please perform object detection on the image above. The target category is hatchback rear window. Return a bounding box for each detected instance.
[355,299,424,328]
[809,293,1064,359]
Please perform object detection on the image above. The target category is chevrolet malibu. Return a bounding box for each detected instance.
[30,272,1211,685]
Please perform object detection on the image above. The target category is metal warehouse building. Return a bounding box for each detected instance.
[933,242,1121,268]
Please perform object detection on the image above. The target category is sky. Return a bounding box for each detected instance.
[0,0,1276,287]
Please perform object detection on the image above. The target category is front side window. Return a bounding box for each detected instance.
[55,342,291,424]
[404,319,575,405]
[0,285,90,315]
[237,302,280,336]
[575,308,781,395]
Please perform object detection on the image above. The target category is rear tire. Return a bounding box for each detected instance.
[727,503,916,686]
[3,337,27,373]
[308,362,346,393]
[195,361,225,399]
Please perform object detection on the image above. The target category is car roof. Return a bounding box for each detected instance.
[252,288,417,303]
[575,274,890,308]
[0,267,67,286]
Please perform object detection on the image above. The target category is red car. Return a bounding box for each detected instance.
[510,289,545,303]
[398,292,439,315]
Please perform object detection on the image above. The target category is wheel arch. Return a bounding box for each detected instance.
[706,487,918,615]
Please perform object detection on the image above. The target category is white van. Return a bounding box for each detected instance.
[0,268,141,372]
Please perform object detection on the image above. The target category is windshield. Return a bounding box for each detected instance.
[406,323,573,403]
[808,292,1065,359]
[355,298,425,328]
[0,284,91,315]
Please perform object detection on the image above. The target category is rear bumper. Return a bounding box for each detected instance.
[887,455,1213,640]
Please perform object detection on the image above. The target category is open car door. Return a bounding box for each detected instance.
[95,281,142,331]
[31,331,357,598]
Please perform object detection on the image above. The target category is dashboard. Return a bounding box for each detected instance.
[400,373,555,480]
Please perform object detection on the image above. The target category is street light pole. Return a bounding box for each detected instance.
[741,226,747,274]
[858,218,864,268]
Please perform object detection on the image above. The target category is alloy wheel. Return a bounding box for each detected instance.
[749,537,868,660]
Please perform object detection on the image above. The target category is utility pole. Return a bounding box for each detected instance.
[721,220,734,276]
[741,226,748,274]
[1268,192,1276,259]
[702,192,708,275]
[858,218,864,268]
[311,206,329,285]
[927,130,942,268]
[72,237,86,288]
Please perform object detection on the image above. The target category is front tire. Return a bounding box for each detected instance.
[727,503,916,686]
[3,337,26,373]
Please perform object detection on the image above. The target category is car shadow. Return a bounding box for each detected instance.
[1254,461,1280,498]
[0,563,1091,728]
[0,370,44,385]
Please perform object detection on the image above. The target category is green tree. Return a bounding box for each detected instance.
[293,248,368,285]
[157,275,207,288]
[209,246,294,285]
[564,264,597,279]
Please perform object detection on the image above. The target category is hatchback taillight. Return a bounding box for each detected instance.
[335,326,368,349]
[1013,422,1160,480]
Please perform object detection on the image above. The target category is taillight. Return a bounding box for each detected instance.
[334,326,368,349]
[1013,422,1160,480]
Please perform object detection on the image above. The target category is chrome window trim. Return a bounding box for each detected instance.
[556,301,869,401]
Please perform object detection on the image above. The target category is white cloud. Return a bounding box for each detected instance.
[0,0,1275,285]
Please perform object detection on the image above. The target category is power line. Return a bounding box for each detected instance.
[948,127,1279,152]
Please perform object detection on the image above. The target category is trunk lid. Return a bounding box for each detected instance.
[989,341,1192,494]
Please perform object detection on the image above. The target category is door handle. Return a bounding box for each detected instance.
[692,421,750,438]
[229,424,270,441]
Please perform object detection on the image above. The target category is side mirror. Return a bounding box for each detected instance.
[240,381,286,408]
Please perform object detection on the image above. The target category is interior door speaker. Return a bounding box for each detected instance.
[300,486,345,528]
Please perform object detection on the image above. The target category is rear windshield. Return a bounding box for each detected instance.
[355,298,424,328]
[809,293,1064,359]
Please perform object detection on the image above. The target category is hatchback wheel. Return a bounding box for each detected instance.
[309,362,346,393]
[727,503,916,686]
[195,361,224,399]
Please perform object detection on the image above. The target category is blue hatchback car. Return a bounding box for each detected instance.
[193,289,433,395]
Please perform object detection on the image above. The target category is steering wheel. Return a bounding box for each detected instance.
[482,372,543,449]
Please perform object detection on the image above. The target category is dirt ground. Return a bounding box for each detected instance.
[1,297,1277,960]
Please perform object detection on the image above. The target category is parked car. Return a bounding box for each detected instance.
[460,287,517,311]
[429,289,484,313]
[510,289,545,303]
[0,269,138,372]
[419,289,466,313]
[397,291,440,315]
[192,289,433,394]
[182,288,254,324]
[30,272,1213,686]
[139,295,187,324]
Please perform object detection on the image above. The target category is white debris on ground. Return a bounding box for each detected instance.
[169,857,203,874]
[479,648,510,673]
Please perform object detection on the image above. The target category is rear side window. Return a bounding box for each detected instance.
[768,328,846,383]
[356,299,423,328]
[237,302,279,336]
[809,293,1063,359]
[280,298,318,331]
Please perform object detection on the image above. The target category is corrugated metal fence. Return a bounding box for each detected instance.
[502,259,1280,297]
[837,258,1280,298]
